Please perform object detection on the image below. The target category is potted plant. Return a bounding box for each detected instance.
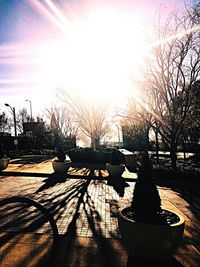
[117,151,185,261]
[0,144,10,171]
[106,149,125,177]
[52,146,71,173]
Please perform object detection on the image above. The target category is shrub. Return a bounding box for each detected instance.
[55,146,65,162]
[67,147,115,164]
[110,149,123,165]
[0,144,5,159]
[130,151,166,224]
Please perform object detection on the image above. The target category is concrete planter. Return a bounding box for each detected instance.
[118,205,185,261]
[106,163,125,177]
[52,160,71,173]
[0,158,10,171]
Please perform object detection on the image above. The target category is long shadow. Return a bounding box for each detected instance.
[0,231,53,266]
[0,171,51,178]
[107,175,130,197]
[34,178,126,265]
[0,178,131,266]
[40,180,94,225]
[0,179,101,266]
[35,173,69,192]
[10,155,54,164]
[59,179,125,267]
[0,170,106,180]
[0,201,55,266]
[0,184,80,266]
[3,178,196,266]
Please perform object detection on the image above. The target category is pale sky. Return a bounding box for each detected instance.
[0,0,190,119]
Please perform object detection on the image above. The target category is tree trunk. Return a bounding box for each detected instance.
[155,130,159,164]
[145,126,150,149]
[91,137,95,148]
[170,136,177,169]
[183,141,186,162]
[91,137,100,149]
[94,138,100,149]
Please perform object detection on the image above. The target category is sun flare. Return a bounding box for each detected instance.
[0,1,150,112]
[38,4,148,103]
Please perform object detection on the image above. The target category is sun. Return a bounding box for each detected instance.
[37,3,148,104]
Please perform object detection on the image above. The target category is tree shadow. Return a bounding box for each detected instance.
[34,178,127,265]
[0,231,53,267]
[10,155,54,164]
[0,178,128,266]
[0,199,55,267]
[1,171,50,177]
[57,179,126,267]
[35,173,68,192]
[1,167,106,180]
[107,175,130,197]
[0,181,84,266]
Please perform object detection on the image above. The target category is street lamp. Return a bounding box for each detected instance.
[25,99,33,121]
[5,103,18,149]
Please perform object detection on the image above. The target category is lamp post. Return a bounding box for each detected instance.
[25,99,33,121]
[5,103,18,149]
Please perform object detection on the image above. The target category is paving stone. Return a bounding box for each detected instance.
[1,167,200,266]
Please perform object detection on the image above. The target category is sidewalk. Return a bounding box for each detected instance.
[0,158,200,266]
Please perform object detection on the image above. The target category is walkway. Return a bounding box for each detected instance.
[0,157,200,266]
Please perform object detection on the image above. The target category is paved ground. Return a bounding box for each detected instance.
[0,158,200,266]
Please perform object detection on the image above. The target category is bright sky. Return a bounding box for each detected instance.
[0,0,188,118]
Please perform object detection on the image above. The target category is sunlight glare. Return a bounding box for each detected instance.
[38,5,148,103]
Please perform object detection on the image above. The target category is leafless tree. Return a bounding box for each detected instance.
[120,97,152,146]
[0,112,10,133]
[45,105,79,143]
[56,89,112,148]
[142,10,200,168]
[16,108,30,134]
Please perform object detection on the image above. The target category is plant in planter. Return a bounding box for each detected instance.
[67,147,112,164]
[52,146,71,173]
[106,149,125,177]
[117,151,185,261]
[0,144,10,171]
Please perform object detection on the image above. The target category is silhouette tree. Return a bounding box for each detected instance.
[16,108,30,134]
[57,89,112,149]
[0,112,10,133]
[142,10,200,168]
[46,105,78,149]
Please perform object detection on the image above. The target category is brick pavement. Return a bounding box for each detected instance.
[0,164,200,266]
[0,176,132,238]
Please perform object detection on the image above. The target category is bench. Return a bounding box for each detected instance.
[118,149,137,172]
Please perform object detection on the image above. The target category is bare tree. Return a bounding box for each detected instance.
[0,112,10,133]
[57,89,112,148]
[120,97,152,150]
[142,10,200,168]
[46,105,78,144]
[16,108,30,134]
